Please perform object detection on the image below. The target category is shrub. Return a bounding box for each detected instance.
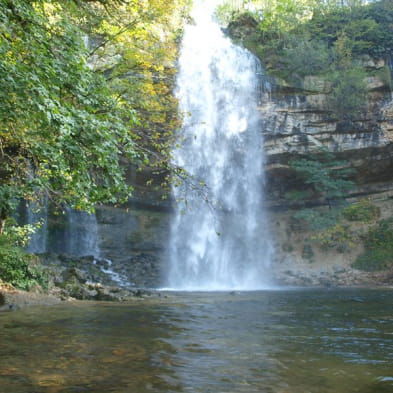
[342,199,380,222]
[353,217,393,271]
[312,223,355,252]
[292,208,342,231]
[280,38,333,82]
[327,66,368,120]
[0,221,48,290]
[289,149,355,208]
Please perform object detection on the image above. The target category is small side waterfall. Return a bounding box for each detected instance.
[167,1,273,290]
[63,208,100,257]
[25,202,100,258]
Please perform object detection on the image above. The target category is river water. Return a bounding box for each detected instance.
[0,289,392,393]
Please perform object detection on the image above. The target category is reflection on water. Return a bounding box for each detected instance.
[0,289,392,393]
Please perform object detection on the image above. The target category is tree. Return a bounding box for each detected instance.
[0,0,190,287]
[75,0,190,191]
[328,66,368,120]
[0,0,190,215]
[289,150,354,209]
[0,0,138,214]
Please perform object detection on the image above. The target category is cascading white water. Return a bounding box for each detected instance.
[167,0,273,290]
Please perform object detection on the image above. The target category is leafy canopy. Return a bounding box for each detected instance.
[0,0,137,212]
[0,0,190,214]
[0,0,190,286]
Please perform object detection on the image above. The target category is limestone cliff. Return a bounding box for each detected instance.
[255,57,393,285]
[261,58,393,207]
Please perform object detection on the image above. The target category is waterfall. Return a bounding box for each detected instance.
[167,0,273,290]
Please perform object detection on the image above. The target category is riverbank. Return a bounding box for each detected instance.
[0,285,62,311]
[1,270,392,312]
[0,281,165,312]
[273,267,393,287]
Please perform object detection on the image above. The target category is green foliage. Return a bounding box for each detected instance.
[252,0,317,34]
[374,66,393,91]
[307,0,393,57]
[289,150,356,251]
[0,221,47,290]
[279,38,332,82]
[289,150,355,206]
[312,222,355,252]
[342,199,380,222]
[327,66,368,119]
[292,207,342,231]
[89,0,189,173]
[0,0,191,287]
[0,0,138,212]
[292,208,359,252]
[216,1,244,25]
[227,0,393,119]
[0,0,190,219]
[0,185,21,218]
[353,217,393,271]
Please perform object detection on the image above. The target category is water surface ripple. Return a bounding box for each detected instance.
[0,289,392,393]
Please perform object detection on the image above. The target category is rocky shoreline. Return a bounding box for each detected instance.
[1,264,392,312]
[0,253,167,311]
[273,268,393,288]
[0,283,164,312]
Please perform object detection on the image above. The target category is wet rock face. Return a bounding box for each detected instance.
[36,253,163,300]
[95,206,169,288]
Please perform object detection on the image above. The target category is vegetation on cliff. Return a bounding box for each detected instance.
[1,0,392,287]
[0,0,189,288]
[354,217,393,271]
[223,0,393,271]
[288,151,357,252]
[225,0,393,119]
